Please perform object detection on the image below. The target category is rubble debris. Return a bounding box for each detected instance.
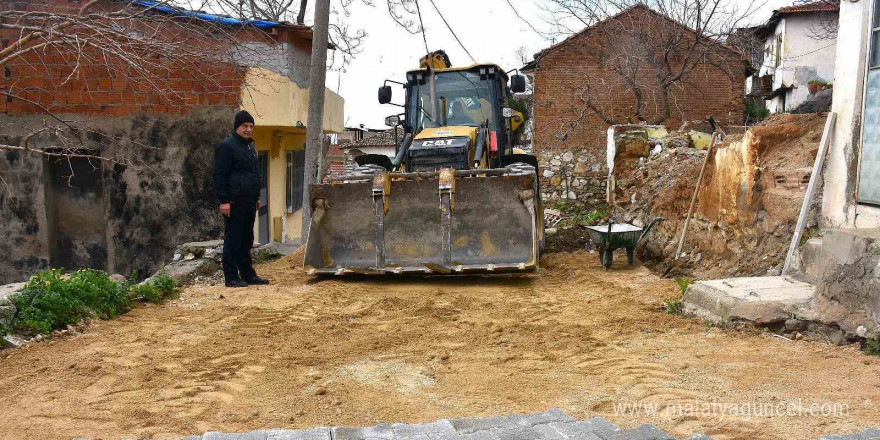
[611,113,828,279]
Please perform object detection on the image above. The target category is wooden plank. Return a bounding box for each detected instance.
[674,133,718,260]
[782,112,836,276]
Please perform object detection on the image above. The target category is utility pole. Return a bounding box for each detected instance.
[300,0,330,245]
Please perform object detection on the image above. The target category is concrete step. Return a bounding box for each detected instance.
[682,276,816,324]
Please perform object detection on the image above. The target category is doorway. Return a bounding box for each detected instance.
[258,151,270,245]
[44,154,108,271]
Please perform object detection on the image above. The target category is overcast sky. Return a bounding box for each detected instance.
[328,0,793,129]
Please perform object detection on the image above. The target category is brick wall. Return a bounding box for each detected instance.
[0,0,253,117]
[531,7,745,157]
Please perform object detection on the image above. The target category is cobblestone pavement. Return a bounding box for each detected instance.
[90,409,880,440]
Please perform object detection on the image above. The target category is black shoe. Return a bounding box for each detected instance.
[244,276,270,285]
[225,279,248,288]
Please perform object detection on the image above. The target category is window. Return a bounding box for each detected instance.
[407,70,497,132]
[286,149,305,213]
[872,0,880,68]
[774,34,782,68]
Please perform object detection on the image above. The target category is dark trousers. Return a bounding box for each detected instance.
[223,198,258,282]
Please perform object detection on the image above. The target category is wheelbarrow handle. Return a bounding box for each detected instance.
[605,220,613,249]
[638,217,665,243]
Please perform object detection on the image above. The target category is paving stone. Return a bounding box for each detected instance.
[450,416,517,434]
[564,434,602,440]
[531,424,569,440]
[103,411,880,440]
[489,427,554,440]
[821,430,880,440]
[595,424,673,440]
[548,418,618,438]
[393,435,442,440]
[821,434,862,440]
[508,409,574,428]
[392,420,456,438]
[203,431,268,440]
[266,427,331,440]
[455,431,501,440]
[333,423,395,440]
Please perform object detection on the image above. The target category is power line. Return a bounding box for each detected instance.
[502,0,551,40]
[426,0,477,64]
[414,0,430,54]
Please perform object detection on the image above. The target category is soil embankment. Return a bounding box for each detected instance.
[613,113,829,278]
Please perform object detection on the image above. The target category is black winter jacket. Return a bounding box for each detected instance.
[214,133,262,203]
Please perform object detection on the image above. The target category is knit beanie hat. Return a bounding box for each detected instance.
[234,110,255,131]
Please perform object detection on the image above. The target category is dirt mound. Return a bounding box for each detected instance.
[285,245,306,269]
[544,225,597,254]
[613,113,828,279]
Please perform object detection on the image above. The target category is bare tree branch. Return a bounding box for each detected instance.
[0,0,281,170]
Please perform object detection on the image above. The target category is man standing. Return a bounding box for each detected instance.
[214,110,270,288]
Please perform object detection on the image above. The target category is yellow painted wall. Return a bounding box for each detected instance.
[241,67,344,133]
[241,66,345,243]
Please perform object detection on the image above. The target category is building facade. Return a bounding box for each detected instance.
[743,2,839,114]
[0,0,343,283]
[823,0,880,227]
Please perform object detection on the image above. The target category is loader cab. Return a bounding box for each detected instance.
[402,65,516,166]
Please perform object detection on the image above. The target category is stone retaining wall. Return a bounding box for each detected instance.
[538,149,607,209]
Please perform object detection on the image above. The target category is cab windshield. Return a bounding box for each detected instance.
[407,70,498,132]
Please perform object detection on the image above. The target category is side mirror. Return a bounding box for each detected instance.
[510,74,526,94]
[378,85,392,104]
[385,115,400,127]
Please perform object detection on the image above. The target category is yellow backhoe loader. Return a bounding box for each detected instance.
[304,50,543,275]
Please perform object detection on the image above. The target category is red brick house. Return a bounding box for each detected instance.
[522,4,746,207]
[525,5,745,154]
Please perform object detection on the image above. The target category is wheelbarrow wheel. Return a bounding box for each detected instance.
[600,247,613,270]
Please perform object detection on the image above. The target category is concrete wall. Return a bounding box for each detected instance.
[822,0,880,229]
[0,147,51,283]
[0,109,233,284]
[782,15,837,109]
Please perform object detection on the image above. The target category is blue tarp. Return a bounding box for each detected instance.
[129,0,281,29]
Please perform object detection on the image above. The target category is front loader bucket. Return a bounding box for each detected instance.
[303,168,540,275]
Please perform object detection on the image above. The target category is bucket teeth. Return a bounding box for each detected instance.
[422,263,454,274]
